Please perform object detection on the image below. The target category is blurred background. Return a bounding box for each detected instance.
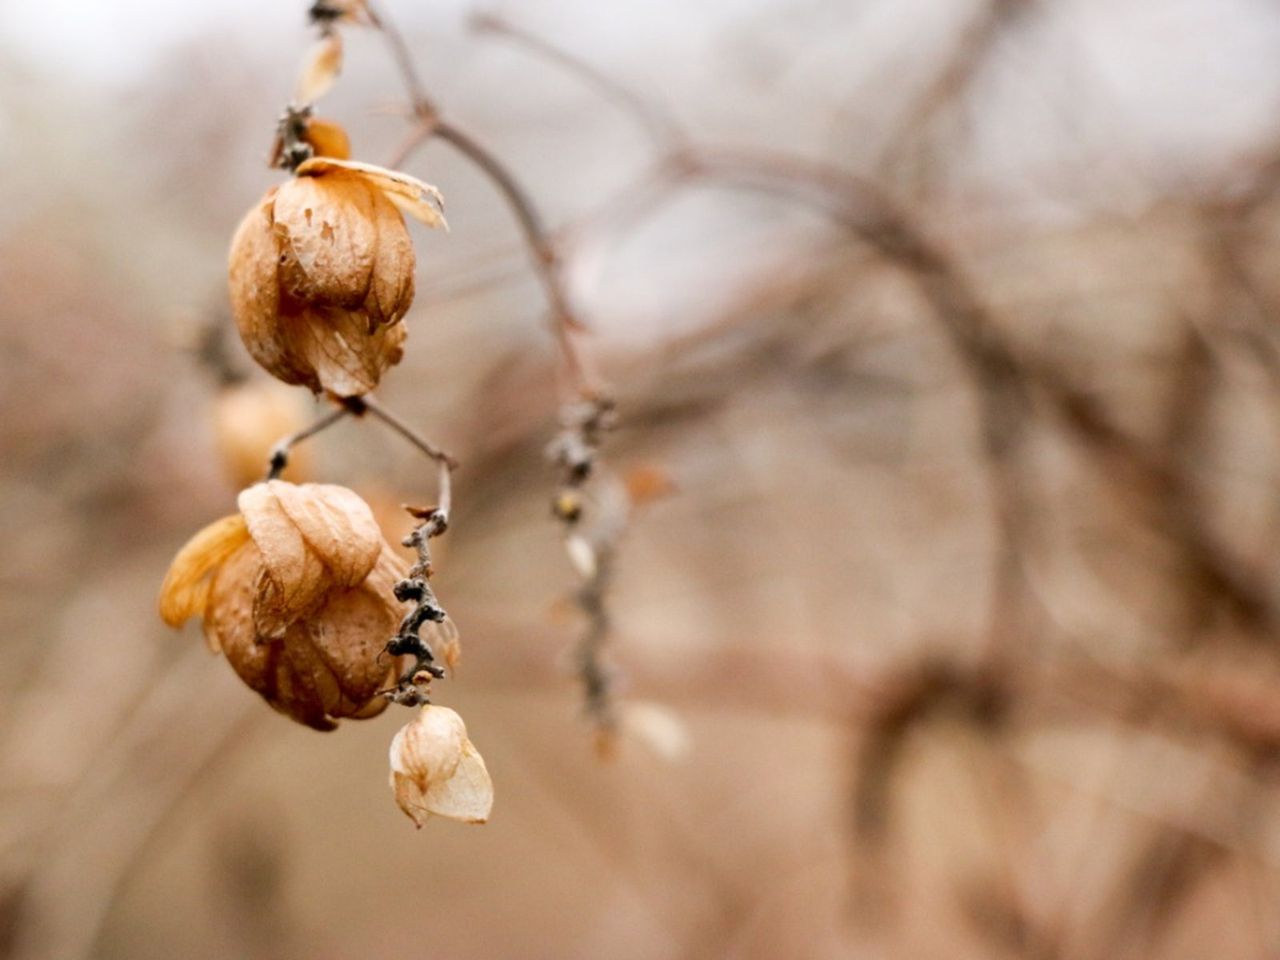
[6,0,1280,957]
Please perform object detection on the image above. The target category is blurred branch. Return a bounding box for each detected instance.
[875,0,1033,183]
[469,9,685,150]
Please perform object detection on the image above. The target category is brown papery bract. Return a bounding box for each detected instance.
[158,481,406,730]
[227,161,443,397]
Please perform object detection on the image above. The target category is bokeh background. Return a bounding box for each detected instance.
[6,0,1280,957]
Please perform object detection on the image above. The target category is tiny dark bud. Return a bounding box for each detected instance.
[395,579,426,603]
[308,0,344,24]
[267,449,288,479]
[385,636,413,657]
[553,491,583,523]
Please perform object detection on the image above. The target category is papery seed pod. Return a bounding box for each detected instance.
[158,481,405,730]
[212,380,315,487]
[227,159,445,397]
[389,705,493,826]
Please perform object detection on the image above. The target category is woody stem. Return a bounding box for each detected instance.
[361,1,435,118]
[432,120,595,396]
[363,3,596,399]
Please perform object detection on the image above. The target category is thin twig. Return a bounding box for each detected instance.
[361,4,596,397]
[363,2,623,737]
[433,120,596,393]
[360,394,455,549]
[361,395,458,470]
[384,118,436,170]
[264,404,350,480]
[469,10,684,149]
[361,0,435,118]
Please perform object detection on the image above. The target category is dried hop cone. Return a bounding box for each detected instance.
[159,481,407,730]
[389,705,494,827]
[228,157,446,398]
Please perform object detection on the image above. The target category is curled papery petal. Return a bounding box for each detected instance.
[158,515,250,627]
[363,188,416,328]
[229,194,301,383]
[295,157,448,229]
[237,481,383,633]
[277,302,407,396]
[565,535,597,579]
[389,705,494,827]
[430,616,462,675]
[624,464,676,508]
[281,483,384,585]
[296,32,343,104]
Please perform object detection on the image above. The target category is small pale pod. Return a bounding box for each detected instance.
[389,705,494,826]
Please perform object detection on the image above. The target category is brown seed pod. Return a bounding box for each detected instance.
[227,160,444,397]
[158,481,407,730]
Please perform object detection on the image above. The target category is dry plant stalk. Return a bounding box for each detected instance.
[160,0,509,828]
[158,0,667,829]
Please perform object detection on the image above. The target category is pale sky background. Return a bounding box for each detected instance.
[4,0,1280,193]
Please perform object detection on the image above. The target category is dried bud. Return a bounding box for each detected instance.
[302,117,351,160]
[212,380,314,487]
[389,705,493,827]
[228,159,445,397]
[159,481,406,730]
[309,0,368,26]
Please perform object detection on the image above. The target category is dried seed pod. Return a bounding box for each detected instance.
[212,380,315,487]
[158,482,405,730]
[389,705,493,826]
[227,160,444,397]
